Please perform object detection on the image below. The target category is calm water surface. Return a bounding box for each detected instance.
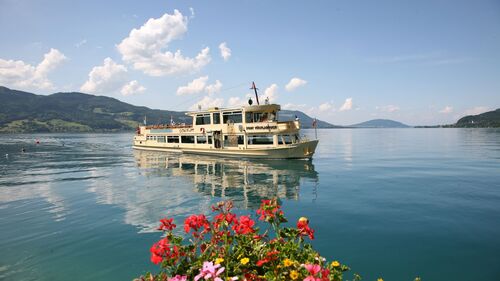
[0,129,499,281]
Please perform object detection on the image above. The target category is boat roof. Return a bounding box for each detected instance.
[185,104,281,116]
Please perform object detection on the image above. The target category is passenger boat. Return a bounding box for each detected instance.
[133,83,319,159]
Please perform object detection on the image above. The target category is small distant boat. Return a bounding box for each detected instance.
[133,82,319,159]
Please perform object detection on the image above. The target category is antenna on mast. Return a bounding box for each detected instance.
[251,82,260,105]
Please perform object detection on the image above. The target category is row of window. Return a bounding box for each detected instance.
[194,111,277,125]
[147,134,299,145]
[147,135,213,144]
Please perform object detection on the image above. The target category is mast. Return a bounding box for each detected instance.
[251,81,260,105]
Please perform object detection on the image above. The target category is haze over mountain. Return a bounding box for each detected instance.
[0,87,337,133]
[350,119,410,128]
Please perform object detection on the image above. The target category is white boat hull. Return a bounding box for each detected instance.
[133,140,319,159]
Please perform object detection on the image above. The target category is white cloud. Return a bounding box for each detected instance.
[80,57,128,94]
[227,97,245,107]
[0,48,67,90]
[439,106,453,114]
[176,76,222,96]
[189,95,224,111]
[339,98,353,111]
[377,105,400,113]
[121,80,146,96]
[262,84,278,103]
[205,80,222,95]
[176,76,208,95]
[282,103,307,110]
[319,102,333,112]
[285,77,307,91]
[117,9,211,76]
[219,42,231,61]
[464,106,490,116]
[75,39,87,48]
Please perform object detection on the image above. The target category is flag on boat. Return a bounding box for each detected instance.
[143,115,147,125]
[312,118,317,128]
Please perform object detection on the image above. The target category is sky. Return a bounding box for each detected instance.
[0,0,499,126]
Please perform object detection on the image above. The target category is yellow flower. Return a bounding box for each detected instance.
[298,217,309,223]
[331,260,340,267]
[283,258,294,267]
[290,270,299,280]
[240,257,249,265]
[215,258,224,265]
[377,278,384,281]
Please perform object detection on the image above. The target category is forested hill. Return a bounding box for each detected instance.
[0,86,336,133]
[455,108,500,128]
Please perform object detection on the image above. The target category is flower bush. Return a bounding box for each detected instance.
[138,199,352,281]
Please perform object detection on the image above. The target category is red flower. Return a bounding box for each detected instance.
[256,199,284,222]
[297,219,315,240]
[214,212,237,227]
[157,217,176,231]
[184,214,210,234]
[232,215,255,235]
[149,237,181,265]
[256,258,269,267]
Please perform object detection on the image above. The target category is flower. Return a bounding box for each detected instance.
[232,215,255,235]
[256,199,285,222]
[168,275,187,281]
[184,214,210,235]
[215,258,224,265]
[158,217,176,231]
[194,261,225,281]
[149,237,181,265]
[331,261,340,267]
[297,218,315,240]
[240,257,250,265]
[304,264,321,276]
[290,270,299,280]
[298,217,309,223]
[283,258,294,267]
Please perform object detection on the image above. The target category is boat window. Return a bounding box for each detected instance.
[208,136,213,144]
[223,111,242,124]
[195,114,211,125]
[247,135,274,145]
[245,112,276,123]
[223,135,244,147]
[279,135,294,145]
[167,136,179,143]
[181,136,195,144]
[157,136,166,143]
[197,136,207,144]
[213,113,221,124]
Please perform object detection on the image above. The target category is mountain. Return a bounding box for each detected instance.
[455,108,500,128]
[278,110,342,128]
[0,86,336,133]
[350,119,410,128]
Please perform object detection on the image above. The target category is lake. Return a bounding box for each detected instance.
[1,129,499,281]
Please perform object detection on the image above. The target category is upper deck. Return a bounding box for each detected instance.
[140,103,300,135]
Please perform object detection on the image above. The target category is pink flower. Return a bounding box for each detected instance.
[303,264,322,281]
[194,261,225,281]
[304,264,321,275]
[168,275,187,281]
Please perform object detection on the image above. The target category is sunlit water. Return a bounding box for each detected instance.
[0,129,499,281]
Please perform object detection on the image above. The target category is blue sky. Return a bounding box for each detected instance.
[1,0,499,125]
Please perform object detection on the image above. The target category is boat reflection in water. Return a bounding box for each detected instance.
[134,150,319,210]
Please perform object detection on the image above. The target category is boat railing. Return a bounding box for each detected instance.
[145,124,192,130]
